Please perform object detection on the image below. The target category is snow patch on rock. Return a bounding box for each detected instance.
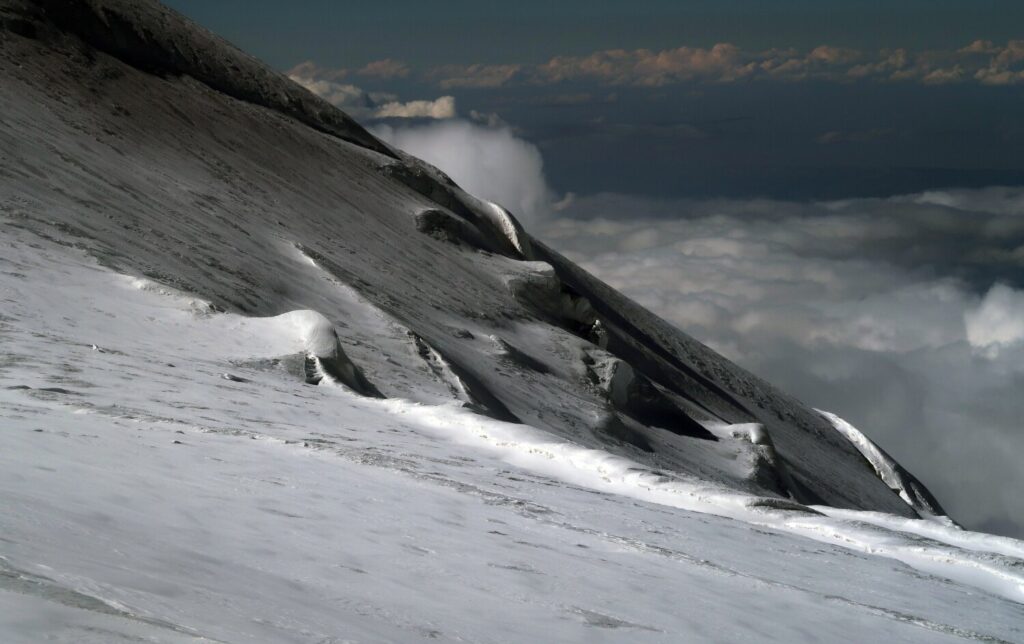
[472,198,534,259]
[125,274,381,396]
[705,422,771,446]
[584,350,717,441]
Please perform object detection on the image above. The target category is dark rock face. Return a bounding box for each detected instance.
[414,209,489,250]
[583,352,717,441]
[5,0,394,157]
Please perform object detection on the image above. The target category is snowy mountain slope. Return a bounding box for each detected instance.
[1,1,1022,641]
[3,225,1024,643]
[0,0,928,516]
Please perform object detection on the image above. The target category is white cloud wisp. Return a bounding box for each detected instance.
[372,120,556,226]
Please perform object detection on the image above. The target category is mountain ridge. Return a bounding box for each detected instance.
[0,0,941,518]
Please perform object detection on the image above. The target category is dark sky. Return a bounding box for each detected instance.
[166,1,1024,68]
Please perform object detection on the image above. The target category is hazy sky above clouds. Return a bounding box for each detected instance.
[163,1,1024,537]
[166,1,1024,68]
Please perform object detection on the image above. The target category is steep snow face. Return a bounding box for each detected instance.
[4,0,1019,640]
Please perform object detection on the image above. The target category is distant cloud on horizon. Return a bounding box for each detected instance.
[476,39,1024,87]
[287,61,456,120]
[299,40,1024,89]
[429,63,525,89]
[356,58,411,80]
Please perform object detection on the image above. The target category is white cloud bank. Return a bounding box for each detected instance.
[431,40,1024,87]
[374,96,456,119]
[288,62,557,225]
[965,283,1024,357]
[289,40,1024,92]
[372,120,556,226]
[542,187,1024,538]
[288,62,455,120]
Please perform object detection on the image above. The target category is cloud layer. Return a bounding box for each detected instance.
[542,187,1024,537]
[367,40,1024,88]
[542,39,1021,86]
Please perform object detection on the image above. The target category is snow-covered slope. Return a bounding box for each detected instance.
[0,0,930,517]
[1,1,1022,641]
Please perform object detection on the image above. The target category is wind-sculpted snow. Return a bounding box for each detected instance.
[0,1,1016,639]
[1,0,395,158]
[245,309,383,396]
[384,162,534,260]
[471,197,535,259]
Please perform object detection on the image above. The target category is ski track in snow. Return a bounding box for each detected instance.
[1,229,1023,642]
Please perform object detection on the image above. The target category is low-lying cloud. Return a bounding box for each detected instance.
[291,40,1024,94]
[541,187,1024,538]
[372,120,555,226]
[430,63,524,89]
[373,96,456,119]
[356,58,410,80]
[290,62,557,224]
